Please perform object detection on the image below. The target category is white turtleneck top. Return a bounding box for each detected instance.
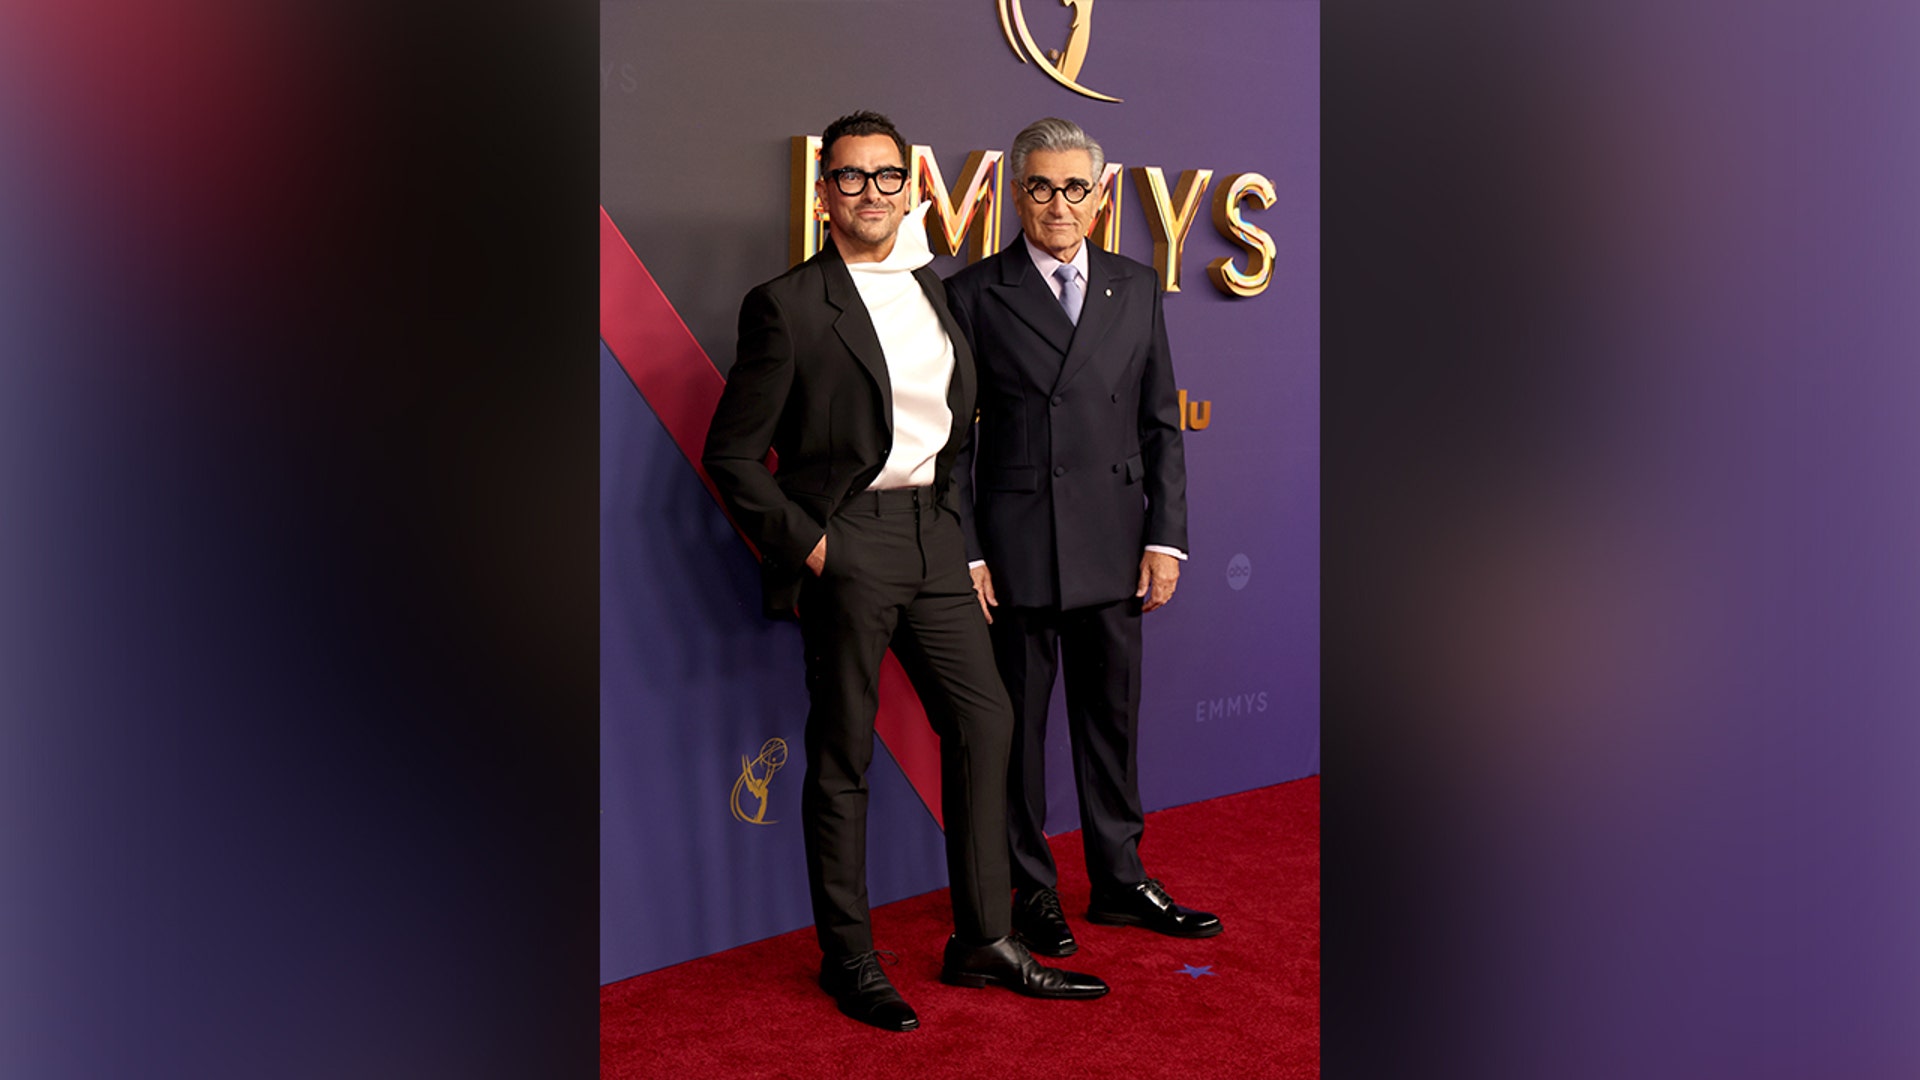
[842,203,955,491]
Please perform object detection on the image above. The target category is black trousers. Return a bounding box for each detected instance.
[797,486,1014,958]
[991,598,1148,894]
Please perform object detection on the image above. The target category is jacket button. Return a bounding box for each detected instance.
[1051,394,1063,406]
[1111,393,1118,403]
[1053,465,1066,477]
[1112,463,1121,473]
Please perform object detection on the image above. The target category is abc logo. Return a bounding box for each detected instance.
[1226,553,1251,591]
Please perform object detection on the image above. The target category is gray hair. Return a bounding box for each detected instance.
[1009,117,1105,181]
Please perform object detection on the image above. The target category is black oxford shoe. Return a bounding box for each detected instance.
[939,935,1109,999]
[1085,878,1224,938]
[1013,886,1078,957]
[819,950,919,1032]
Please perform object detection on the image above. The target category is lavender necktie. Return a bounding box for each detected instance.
[1054,264,1083,325]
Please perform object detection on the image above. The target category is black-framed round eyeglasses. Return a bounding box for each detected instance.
[826,166,909,196]
[1022,177,1094,204]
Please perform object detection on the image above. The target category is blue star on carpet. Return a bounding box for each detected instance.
[1179,964,1215,979]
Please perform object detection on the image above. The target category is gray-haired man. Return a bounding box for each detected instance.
[945,117,1222,958]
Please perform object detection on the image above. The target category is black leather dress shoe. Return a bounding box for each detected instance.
[1085,878,1224,938]
[819,950,919,1032]
[1013,887,1078,957]
[939,935,1109,999]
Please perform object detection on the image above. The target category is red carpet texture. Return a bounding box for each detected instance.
[601,776,1319,1080]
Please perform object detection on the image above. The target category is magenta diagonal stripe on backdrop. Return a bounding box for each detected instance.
[600,206,948,829]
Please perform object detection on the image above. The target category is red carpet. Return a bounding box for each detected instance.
[601,776,1319,1079]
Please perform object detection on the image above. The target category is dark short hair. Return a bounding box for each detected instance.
[820,111,909,170]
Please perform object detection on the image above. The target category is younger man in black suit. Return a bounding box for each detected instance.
[702,111,1106,1033]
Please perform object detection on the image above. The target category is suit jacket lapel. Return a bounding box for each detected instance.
[915,264,973,427]
[989,242,1076,362]
[1052,246,1123,394]
[820,240,894,433]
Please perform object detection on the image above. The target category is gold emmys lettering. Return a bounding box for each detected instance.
[789,139,1277,300]
[730,738,789,825]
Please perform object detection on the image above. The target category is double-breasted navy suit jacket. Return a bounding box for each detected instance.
[946,241,1188,612]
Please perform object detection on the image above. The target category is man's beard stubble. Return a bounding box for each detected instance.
[840,198,899,249]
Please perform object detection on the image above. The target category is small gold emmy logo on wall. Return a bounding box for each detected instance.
[730,738,789,825]
[997,0,1122,103]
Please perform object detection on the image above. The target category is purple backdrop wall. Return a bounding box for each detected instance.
[601,0,1318,983]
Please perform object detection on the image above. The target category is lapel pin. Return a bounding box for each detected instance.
[1105,288,1112,297]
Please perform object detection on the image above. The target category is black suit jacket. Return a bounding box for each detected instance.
[703,240,977,619]
[946,240,1187,611]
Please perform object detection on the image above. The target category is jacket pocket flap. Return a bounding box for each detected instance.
[1123,453,1145,484]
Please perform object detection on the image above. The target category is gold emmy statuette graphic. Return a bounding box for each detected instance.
[730,738,789,825]
[998,0,1122,103]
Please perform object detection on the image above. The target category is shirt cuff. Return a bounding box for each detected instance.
[968,559,986,569]
[1144,545,1187,560]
